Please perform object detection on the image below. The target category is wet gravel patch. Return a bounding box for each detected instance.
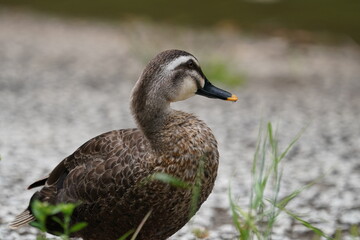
[0,10,360,240]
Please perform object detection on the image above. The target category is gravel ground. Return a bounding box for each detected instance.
[0,10,360,240]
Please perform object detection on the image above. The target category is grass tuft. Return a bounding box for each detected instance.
[229,122,335,240]
[30,201,87,240]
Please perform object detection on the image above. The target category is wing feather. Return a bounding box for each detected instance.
[11,128,151,230]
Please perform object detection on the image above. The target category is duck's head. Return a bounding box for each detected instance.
[132,50,238,108]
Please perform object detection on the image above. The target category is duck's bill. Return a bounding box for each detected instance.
[196,78,238,102]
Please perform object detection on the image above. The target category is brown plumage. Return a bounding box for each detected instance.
[10,49,237,240]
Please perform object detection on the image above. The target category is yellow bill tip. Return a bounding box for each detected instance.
[227,94,238,102]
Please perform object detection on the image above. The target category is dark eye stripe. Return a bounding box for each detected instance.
[172,60,204,89]
[174,60,200,71]
[172,59,206,89]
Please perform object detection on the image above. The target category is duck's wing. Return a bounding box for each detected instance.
[58,128,151,204]
[27,156,68,190]
[27,176,48,190]
[10,128,150,229]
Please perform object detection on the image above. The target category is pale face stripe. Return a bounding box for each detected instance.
[164,55,199,71]
[172,76,198,102]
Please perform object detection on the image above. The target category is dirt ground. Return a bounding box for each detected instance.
[0,10,359,240]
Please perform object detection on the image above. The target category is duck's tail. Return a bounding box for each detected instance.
[8,210,35,229]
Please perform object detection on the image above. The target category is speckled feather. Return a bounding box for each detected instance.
[37,111,218,240]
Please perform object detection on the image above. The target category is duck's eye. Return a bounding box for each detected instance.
[187,60,195,69]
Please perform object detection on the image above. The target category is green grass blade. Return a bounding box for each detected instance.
[117,229,135,240]
[350,225,359,238]
[282,208,334,240]
[149,173,190,188]
[69,222,88,233]
[278,125,308,163]
[228,186,242,233]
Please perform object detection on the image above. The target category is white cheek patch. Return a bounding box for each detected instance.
[199,77,205,88]
[165,56,199,72]
[172,76,198,102]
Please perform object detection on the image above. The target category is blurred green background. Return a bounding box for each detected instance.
[1,0,360,44]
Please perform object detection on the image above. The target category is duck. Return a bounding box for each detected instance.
[9,49,238,240]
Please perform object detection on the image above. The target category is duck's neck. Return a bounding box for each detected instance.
[131,87,172,151]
